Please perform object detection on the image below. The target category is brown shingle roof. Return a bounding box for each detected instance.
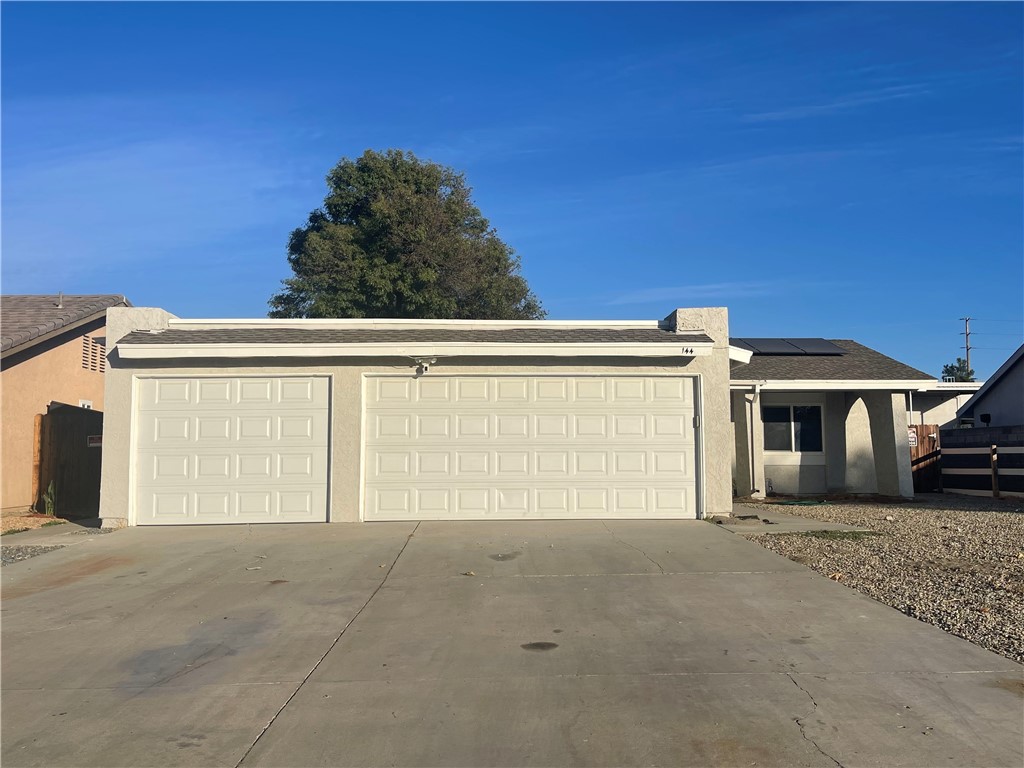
[119,327,713,346]
[1,295,130,353]
[731,339,933,381]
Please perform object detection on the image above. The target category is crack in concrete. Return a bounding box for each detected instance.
[787,674,844,768]
[233,523,421,768]
[601,522,665,573]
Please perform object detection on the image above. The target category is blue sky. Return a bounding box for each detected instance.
[2,2,1022,378]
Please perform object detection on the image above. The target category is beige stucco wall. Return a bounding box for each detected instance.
[1,321,108,512]
[99,307,734,527]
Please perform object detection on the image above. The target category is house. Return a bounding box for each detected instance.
[730,338,937,498]
[908,380,983,429]
[955,344,1024,429]
[97,306,939,527]
[1,294,131,513]
[98,306,731,527]
[940,345,1024,499]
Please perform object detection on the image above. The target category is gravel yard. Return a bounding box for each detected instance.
[745,494,1024,663]
[1,544,66,567]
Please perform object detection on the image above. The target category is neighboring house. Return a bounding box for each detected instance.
[942,345,1024,499]
[730,339,936,498]
[97,306,941,527]
[908,380,983,429]
[956,344,1024,429]
[1,294,131,513]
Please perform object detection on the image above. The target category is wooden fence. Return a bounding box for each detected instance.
[34,403,104,516]
[939,425,1024,498]
[909,424,942,493]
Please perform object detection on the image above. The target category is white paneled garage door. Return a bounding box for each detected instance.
[363,375,699,520]
[135,376,330,525]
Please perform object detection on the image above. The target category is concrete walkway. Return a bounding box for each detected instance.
[715,504,870,535]
[2,521,1021,767]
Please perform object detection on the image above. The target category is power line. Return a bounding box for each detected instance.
[959,317,972,373]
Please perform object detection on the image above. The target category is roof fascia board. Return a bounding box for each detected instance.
[168,318,667,331]
[728,345,753,364]
[730,379,938,391]
[118,341,714,360]
[0,309,111,358]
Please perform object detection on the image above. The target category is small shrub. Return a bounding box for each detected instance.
[42,481,56,516]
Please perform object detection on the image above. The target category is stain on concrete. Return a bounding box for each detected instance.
[552,629,564,634]
[123,619,265,689]
[3,555,135,599]
[987,677,1024,697]
[268,579,289,585]
[489,552,521,561]
[521,641,558,652]
[167,734,207,749]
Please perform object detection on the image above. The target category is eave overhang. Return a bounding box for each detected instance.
[730,378,939,391]
[118,341,716,360]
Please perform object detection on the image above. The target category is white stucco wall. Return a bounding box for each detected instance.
[100,307,734,527]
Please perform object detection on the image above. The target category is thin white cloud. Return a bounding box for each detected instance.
[741,84,929,123]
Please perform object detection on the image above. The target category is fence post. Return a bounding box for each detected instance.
[990,444,1000,499]
[31,413,43,511]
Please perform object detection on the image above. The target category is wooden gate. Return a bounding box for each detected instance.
[34,403,104,517]
[909,424,942,493]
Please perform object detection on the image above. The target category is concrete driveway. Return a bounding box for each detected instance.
[2,521,1021,767]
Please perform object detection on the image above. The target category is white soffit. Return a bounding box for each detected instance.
[730,379,939,391]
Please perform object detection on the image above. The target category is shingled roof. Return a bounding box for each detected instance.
[1,294,131,353]
[119,327,713,346]
[730,339,933,381]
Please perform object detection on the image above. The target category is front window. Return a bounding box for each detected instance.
[763,405,823,452]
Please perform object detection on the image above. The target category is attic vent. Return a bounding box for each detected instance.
[82,335,106,373]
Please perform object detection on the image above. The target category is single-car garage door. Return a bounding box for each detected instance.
[363,375,699,520]
[135,376,330,525]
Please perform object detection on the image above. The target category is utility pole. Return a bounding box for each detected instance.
[959,316,972,376]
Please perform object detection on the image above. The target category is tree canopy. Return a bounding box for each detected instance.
[269,149,544,320]
[941,357,975,382]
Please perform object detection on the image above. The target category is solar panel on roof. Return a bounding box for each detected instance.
[729,338,756,352]
[784,338,846,356]
[737,338,805,355]
[731,337,847,356]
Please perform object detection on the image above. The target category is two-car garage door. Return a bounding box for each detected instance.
[134,374,699,524]
[363,375,699,520]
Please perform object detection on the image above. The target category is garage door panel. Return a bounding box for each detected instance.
[361,483,698,520]
[364,375,698,521]
[135,376,329,525]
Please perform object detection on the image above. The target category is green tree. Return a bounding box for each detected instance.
[941,357,975,382]
[269,149,544,319]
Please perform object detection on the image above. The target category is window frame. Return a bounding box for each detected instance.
[761,403,824,455]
